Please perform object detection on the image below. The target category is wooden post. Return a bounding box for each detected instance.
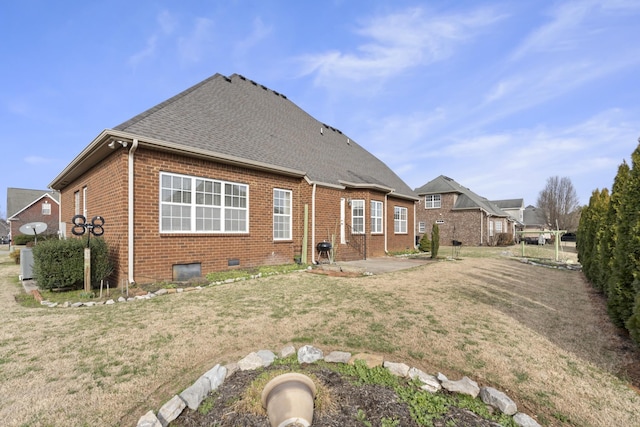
[84,247,91,293]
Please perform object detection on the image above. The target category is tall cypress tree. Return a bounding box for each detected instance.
[601,164,629,297]
[624,144,640,341]
[609,150,636,327]
[431,223,440,259]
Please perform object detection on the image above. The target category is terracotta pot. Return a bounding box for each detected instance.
[261,373,317,427]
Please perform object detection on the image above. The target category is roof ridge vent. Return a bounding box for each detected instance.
[238,75,246,81]
[223,76,231,83]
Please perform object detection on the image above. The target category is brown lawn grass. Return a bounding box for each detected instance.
[0,243,638,426]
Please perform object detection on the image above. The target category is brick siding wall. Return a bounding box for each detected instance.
[9,197,60,240]
[59,148,416,284]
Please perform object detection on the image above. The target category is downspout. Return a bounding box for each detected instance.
[384,194,388,253]
[128,139,139,285]
[480,210,483,245]
[311,183,316,264]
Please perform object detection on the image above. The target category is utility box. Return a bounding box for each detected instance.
[20,248,34,280]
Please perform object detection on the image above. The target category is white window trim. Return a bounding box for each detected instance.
[74,191,80,216]
[273,188,292,241]
[425,194,441,209]
[370,200,383,234]
[418,222,426,233]
[82,186,88,219]
[42,201,51,216]
[394,206,408,234]
[351,199,365,234]
[159,172,249,234]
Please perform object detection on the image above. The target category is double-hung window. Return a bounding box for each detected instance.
[425,194,441,209]
[394,206,407,234]
[160,172,248,233]
[42,202,51,216]
[370,200,383,234]
[351,200,364,234]
[273,189,292,240]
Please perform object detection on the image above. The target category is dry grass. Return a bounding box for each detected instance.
[0,244,638,426]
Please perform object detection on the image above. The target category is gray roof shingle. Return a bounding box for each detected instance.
[113,73,415,198]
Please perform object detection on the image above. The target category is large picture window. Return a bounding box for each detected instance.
[371,200,383,234]
[425,194,441,209]
[160,172,248,233]
[351,200,365,234]
[394,206,407,234]
[273,189,292,240]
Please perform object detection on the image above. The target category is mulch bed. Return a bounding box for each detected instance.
[174,364,502,427]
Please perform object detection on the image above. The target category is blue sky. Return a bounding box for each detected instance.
[2,0,639,217]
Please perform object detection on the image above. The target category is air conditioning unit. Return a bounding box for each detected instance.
[20,248,34,280]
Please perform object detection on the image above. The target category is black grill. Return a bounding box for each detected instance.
[317,242,332,252]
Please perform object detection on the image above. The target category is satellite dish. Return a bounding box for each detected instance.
[19,222,48,235]
[19,222,48,244]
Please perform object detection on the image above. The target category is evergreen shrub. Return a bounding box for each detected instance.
[32,237,112,290]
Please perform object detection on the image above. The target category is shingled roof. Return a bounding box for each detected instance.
[111,73,415,199]
[7,188,60,219]
[414,175,508,217]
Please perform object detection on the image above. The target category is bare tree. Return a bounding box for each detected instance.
[536,176,581,231]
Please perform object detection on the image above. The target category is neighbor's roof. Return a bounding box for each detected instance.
[51,73,416,199]
[7,188,60,219]
[414,175,508,217]
[492,199,524,210]
[523,205,548,227]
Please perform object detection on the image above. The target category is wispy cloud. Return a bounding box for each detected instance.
[177,17,215,63]
[128,10,177,68]
[235,17,272,53]
[298,6,505,85]
[25,156,54,165]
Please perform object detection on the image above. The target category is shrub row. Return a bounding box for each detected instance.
[32,237,112,290]
[578,141,640,343]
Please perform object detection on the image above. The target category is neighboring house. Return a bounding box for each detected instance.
[49,73,418,286]
[522,205,551,243]
[414,175,514,246]
[492,198,524,239]
[6,188,60,242]
[0,219,9,242]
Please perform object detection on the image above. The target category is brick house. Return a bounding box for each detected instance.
[414,175,514,246]
[49,73,418,286]
[6,188,60,243]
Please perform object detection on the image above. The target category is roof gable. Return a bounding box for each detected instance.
[415,175,508,217]
[7,188,60,219]
[112,73,415,198]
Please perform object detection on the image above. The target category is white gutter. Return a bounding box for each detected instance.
[128,139,139,285]
[311,183,316,264]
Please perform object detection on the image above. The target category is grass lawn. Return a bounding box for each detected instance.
[0,243,638,426]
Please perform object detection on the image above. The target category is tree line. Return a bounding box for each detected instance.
[578,141,640,343]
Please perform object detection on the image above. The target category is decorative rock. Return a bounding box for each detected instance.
[71,302,83,308]
[176,288,184,293]
[84,302,96,307]
[383,361,410,377]
[325,351,351,364]
[513,412,542,427]
[225,362,239,378]
[256,349,276,367]
[155,288,168,295]
[62,301,70,308]
[437,372,448,382]
[349,353,383,368]
[202,364,227,392]
[480,387,517,415]
[297,345,323,364]
[280,345,296,358]
[127,297,135,302]
[180,376,210,410]
[137,410,162,427]
[238,352,265,371]
[156,395,186,427]
[441,376,480,398]
[117,296,126,302]
[408,367,441,393]
[105,299,115,305]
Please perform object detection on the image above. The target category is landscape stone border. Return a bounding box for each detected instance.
[136,344,542,427]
